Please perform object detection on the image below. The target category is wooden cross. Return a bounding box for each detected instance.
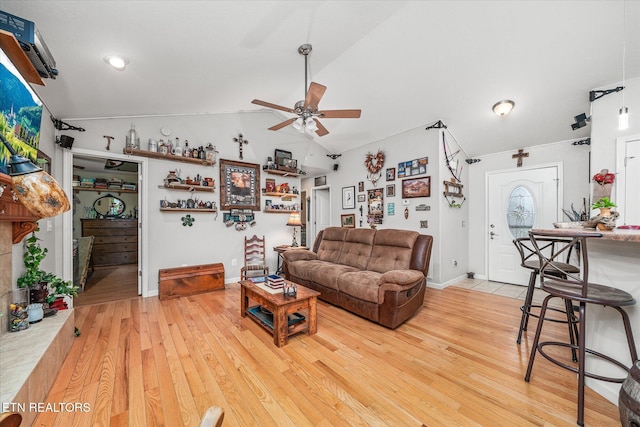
[233,133,248,160]
[512,149,529,167]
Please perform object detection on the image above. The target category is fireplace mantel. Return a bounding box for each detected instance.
[0,172,39,243]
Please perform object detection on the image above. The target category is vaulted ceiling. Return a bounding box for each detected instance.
[3,1,639,157]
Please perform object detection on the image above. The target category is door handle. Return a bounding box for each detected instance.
[490,231,498,240]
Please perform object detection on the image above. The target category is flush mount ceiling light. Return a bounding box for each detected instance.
[103,55,129,71]
[492,100,515,117]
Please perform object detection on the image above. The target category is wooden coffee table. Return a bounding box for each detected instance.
[240,279,320,347]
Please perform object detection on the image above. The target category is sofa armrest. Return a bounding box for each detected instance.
[282,249,318,262]
[379,269,424,287]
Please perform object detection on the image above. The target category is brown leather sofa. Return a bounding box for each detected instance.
[282,227,433,329]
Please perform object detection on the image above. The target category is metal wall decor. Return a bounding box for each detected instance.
[181,214,195,227]
[233,133,248,159]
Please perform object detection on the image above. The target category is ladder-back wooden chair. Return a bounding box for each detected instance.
[241,235,269,280]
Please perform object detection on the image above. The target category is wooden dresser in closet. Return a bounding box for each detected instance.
[81,219,138,266]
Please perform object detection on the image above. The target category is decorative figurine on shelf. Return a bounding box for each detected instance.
[125,123,140,152]
[165,170,181,186]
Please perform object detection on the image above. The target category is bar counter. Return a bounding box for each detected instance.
[531,227,640,404]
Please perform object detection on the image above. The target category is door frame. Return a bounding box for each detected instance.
[616,133,640,225]
[61,147,149,298]
[484,162,563,283]
[310,185,331,249]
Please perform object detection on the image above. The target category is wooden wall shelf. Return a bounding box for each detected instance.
[158,184,215,192]
[264,169,300,177]
[74,187,137,195]
[262,192,298,201]
[160,208,217,213]
[263,209,298,214]
[123,148,215,166]
[0,30,45,86]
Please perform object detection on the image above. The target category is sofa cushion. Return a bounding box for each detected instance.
[287,260,358,290]
[337,270,384,303]
[367,229,419,273]
[337,228,376,269]
[317,227,349,263]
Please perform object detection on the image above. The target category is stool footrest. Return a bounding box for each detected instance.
[538,341,630,383]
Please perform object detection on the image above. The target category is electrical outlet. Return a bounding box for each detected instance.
[452,260,458,267]
[231,258,237,267]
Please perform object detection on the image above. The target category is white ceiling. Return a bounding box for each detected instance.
[3,1,639,157]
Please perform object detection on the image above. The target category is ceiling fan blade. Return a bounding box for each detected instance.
[304,82,327,109]
[252,99,295,114]
[268,117,297,131]
[318,109,362,119]
[313,119,329,136]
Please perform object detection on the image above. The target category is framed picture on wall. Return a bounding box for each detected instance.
[386,167,395,181]
[342,186,355,209]
[341,214,355,228]
[357,194,366,203]
[219,159,260,210]
[386,184,395,197]
[402,176,431,198]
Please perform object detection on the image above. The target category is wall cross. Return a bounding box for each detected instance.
[233,133,248,160]
[512,149,529,167]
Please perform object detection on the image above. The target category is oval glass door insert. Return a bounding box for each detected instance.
[507,186,535,239]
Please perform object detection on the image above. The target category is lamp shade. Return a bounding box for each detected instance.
[492,100,515,117]
[1,134,70,218]
[286,211,302,226]
[12,169,70,218]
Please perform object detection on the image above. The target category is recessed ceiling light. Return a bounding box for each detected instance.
[492,100,515,117]
[104,55,129,71]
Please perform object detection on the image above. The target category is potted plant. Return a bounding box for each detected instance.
[17,231,49,303]
[17,230,79,308]
[591,197,617,217]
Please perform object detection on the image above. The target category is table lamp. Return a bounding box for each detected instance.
[1,133,70,218]
[286,211,302,247]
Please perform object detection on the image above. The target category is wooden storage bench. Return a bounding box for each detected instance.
[158,263,225,300]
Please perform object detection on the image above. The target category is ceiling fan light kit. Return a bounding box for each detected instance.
[251,44,361,136]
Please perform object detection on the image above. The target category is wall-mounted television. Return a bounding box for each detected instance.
[0,48,44,174]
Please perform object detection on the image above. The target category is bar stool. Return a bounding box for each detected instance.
[513,237,580,361]
[525,229,638,426]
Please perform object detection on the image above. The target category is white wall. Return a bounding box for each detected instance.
[302,124,467,286]
[590,75,640,203]
[54,111,336,293]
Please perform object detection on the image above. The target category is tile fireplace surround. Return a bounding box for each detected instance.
[0,222,75,426]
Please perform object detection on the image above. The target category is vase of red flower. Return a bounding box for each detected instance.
[592,169,615,200]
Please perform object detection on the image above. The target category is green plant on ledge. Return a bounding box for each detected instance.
[591,197,617,210]
[17,230,79,302]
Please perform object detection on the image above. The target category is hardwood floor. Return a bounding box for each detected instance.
[34,284,620,426]
[74,264,139,307]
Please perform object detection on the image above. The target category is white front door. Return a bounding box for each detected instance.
[487,165,561,285]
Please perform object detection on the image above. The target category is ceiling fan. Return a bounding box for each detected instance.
[251,44,361,137]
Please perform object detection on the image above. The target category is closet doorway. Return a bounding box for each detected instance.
[71,152,142,306]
